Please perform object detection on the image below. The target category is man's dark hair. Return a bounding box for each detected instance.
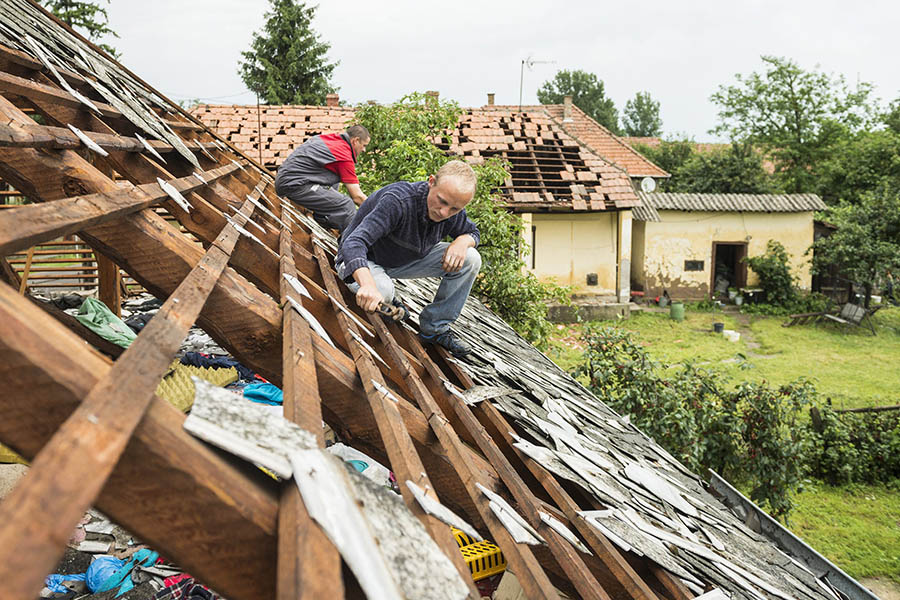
[347,124,370,141]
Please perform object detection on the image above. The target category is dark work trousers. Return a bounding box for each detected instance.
[277,183,357,232]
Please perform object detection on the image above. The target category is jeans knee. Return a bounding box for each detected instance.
[465,247,482,274]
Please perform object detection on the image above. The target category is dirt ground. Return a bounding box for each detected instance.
[861,577,900,600]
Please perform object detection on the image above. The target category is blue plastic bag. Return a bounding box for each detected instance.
[44,572,86,593]
[88,549,158,596]
[86,556,125,592]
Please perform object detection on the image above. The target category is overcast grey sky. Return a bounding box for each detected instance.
[105,1,899,141]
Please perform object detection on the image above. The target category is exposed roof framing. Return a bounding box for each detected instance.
[192,104,642,212]
[0,2,848,599]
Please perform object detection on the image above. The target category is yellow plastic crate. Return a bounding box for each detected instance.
[451,527,506,581]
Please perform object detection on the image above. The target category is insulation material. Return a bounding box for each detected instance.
[154,361,238,413]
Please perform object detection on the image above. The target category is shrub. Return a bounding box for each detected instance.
[804,405,900,485]
[745,240,798,306]
[574,325,811,517]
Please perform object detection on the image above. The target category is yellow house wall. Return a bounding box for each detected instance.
[525,212,619,294]
[638,211,816,298]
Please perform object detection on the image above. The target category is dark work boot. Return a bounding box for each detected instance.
[418,330,472,358]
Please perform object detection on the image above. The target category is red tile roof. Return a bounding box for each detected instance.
[191,104,355,166]
[537,105,669,178]
[192,103,640,211]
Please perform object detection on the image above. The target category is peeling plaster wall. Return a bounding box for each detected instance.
[525,212,618,294]
[638,211,816,299]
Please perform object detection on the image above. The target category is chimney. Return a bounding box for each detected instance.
[325,93,339,107]
[563,95,574,122]
[487,93,495,106]
[425,90,439,101]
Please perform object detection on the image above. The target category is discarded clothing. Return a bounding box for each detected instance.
[125,312,154,333]
[153,575,219,600]
[180,352,256,381]
[75,297,137,348]
[242,382,283,405]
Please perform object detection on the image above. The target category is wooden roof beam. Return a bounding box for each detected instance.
[276,218,344,598]
[0,49,201,131]
[0,281,279,600]
[0,163,240,255]
[0,188,259,598]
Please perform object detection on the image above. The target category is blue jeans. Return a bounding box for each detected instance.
[338,242,481,336]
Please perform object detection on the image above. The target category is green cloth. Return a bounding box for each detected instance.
[75,297,137,348]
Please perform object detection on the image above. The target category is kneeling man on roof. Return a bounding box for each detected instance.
[335,160,481,357]
[274,125,370,232]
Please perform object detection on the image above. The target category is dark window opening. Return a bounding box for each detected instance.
[531,225,536,269]
[684,260,704,272]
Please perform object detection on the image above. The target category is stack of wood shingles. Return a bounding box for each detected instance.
[192,104,354,168]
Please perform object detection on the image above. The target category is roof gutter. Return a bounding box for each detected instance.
[708,470,878,600]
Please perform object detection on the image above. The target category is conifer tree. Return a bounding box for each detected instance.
[238,0,338,105]
[41,0,119,57]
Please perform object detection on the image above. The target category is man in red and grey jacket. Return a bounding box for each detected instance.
[274,124,370,232]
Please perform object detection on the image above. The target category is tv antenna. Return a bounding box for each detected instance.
[519,55,555,113]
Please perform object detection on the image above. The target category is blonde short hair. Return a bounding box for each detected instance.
[434,160,477,197]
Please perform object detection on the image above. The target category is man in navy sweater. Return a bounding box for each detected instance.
[336,161,481,357]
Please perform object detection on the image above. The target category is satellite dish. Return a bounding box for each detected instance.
[640,177,657,193]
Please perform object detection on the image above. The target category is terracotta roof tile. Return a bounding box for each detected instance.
[193,103,641,212]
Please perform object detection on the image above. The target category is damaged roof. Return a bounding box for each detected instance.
[633,192,827,222]
[192,102,642,212]
[540,104,670,179]
[0,1,853,599]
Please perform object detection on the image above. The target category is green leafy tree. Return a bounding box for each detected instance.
[41,0,119,57]
[883,96,900,134]
[622,91,662,137]
[353,93,568,346]
[811,186,900,307]
[672,143,778,194]
[632,138,695,176]
[710,56,876,193]
[816,129,900,205]
[635,140,777,193]
[238,0,338,105]
[537,69,619,133]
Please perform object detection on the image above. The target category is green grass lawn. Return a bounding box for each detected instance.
[547,306,900,409]
[791,481,900,584]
